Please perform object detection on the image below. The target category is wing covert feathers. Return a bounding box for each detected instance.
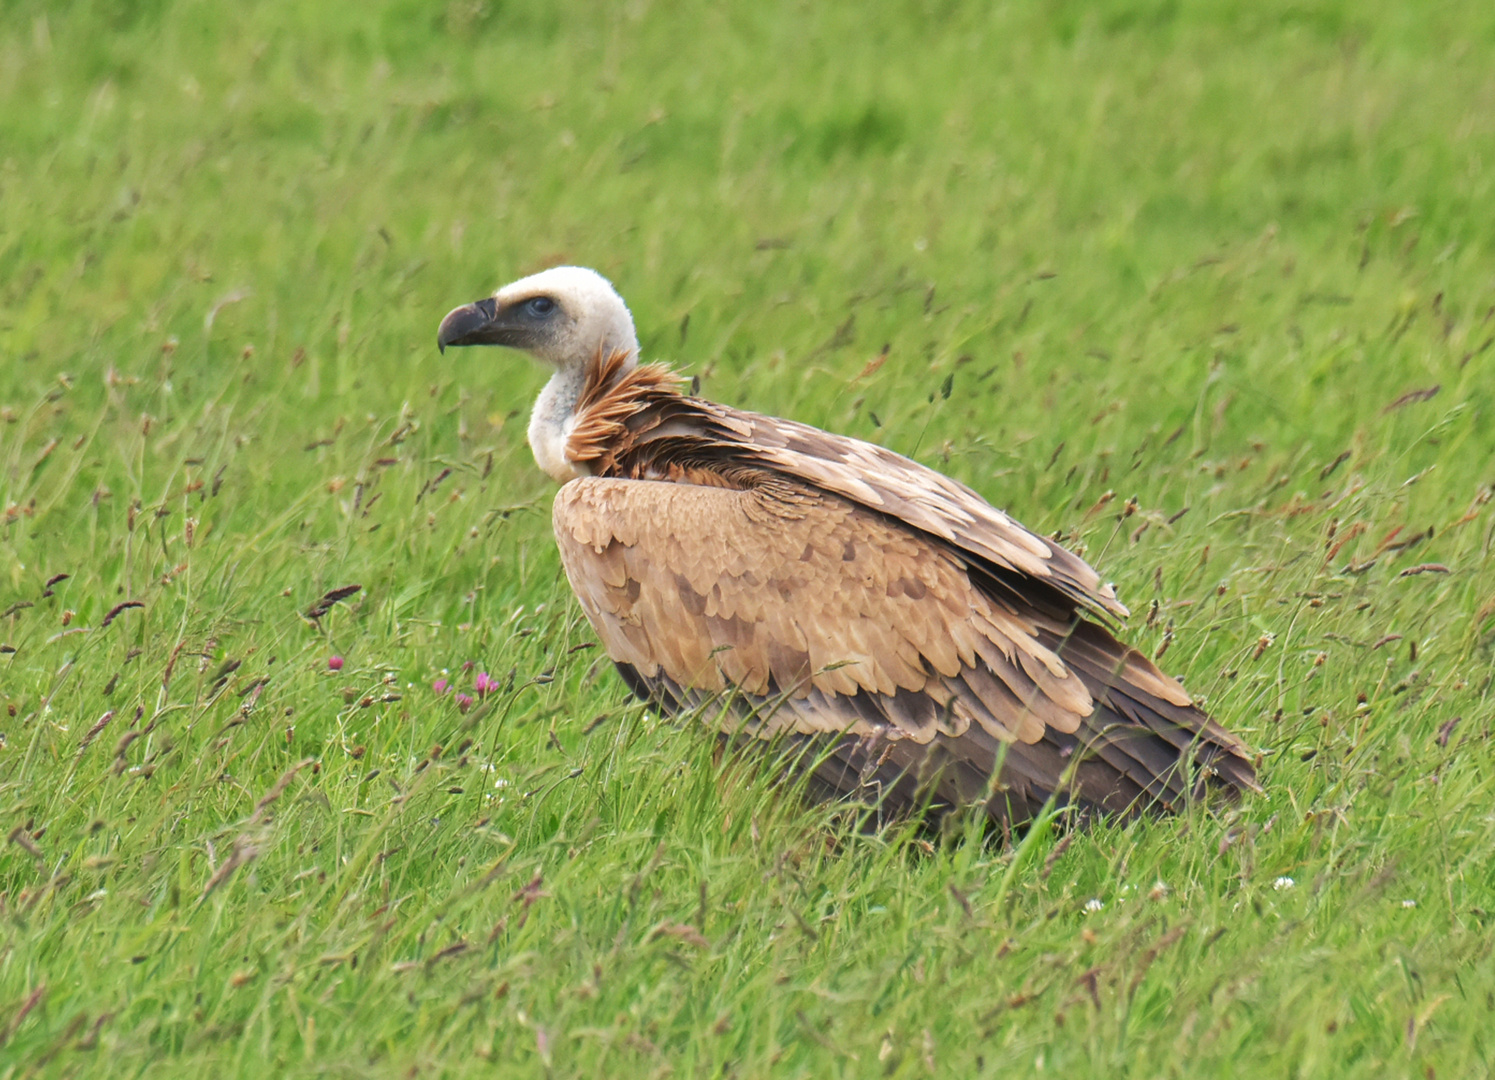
[706,404,1131,621]
[548,351,1256,825]
[554,476,1258,825]
[562,349,1126,620]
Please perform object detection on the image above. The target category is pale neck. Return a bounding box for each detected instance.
[528,364,589,483]
[527,339,641,482]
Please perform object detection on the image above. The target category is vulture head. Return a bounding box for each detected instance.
[438,266,641,482]
[436,265,639,370]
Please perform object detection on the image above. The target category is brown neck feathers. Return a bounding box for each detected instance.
[565,347,689,475]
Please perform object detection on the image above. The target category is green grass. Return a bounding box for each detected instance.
[3,0,1494,1075]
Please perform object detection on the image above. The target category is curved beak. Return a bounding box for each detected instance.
[436,297,500,353]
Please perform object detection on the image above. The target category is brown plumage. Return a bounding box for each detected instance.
[438,266,1259,829]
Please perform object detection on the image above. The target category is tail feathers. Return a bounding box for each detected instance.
[1044,622,1261,799]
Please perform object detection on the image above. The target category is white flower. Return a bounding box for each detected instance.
[1273,876,1295,891]
[1148,880,1170,901]
[1401,899,1416,909]
[1084,898,1104,913]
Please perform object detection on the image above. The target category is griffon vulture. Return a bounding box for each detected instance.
[438,266,1258,828]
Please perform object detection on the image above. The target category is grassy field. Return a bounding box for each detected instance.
[3,0,1494,1075]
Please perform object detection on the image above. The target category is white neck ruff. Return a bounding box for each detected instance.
[527,365,588,482]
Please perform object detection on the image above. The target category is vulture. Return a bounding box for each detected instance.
[438,266,1258,830]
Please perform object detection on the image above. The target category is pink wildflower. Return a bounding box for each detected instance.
[473,671,499,697]
[433,678,450,695]
[455,693,475,713]
[328,656,344,671]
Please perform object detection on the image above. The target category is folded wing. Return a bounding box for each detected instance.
[554,475,1256,823]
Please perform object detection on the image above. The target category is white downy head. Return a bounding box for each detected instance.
[437,266,640,481]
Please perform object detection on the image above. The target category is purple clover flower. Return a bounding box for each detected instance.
[473,671,499,698]
[328,656,344,671]
[455,693,475,713]
[433,677,450,695]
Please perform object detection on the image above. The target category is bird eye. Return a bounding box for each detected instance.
[526,296,556,317]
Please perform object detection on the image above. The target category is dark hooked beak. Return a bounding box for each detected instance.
[436,297,501,353]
